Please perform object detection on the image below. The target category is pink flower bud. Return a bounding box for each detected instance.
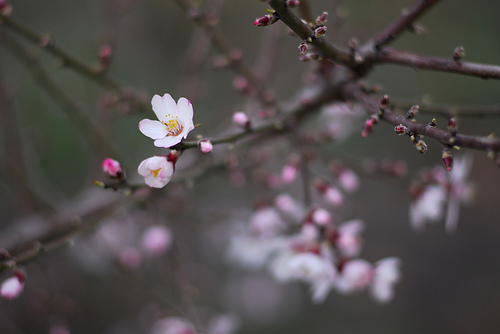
[379,95,390,109]
[1,270,25,300]
[447,117,458,134]
[316,11,328,25]
[394,124,408,136]
[232,111,250,128]
[281,156,300,183]
[362,115,379,137]
[442,148,453,171]
[233,76,253,95]
[311,208,331,225]
[313,26,327,38]
[99,44,112,70]
[287,0,300,8]
[298,41,309,55]
[198,139,213,153]
[102,158,124,179]
[254,14,278,26]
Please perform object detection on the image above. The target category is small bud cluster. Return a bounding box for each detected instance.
[315,11,328,26]
[406,105,419,119]
[286,0,300,8]
[297,11,328,57]
[361,114,379,137]
[453,46,465,61]
[447,117,458,144]
[394,124,408,136]
[348,37,363,64]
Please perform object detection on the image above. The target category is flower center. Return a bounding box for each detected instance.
[150,168,160,177]
[162,115,183,136]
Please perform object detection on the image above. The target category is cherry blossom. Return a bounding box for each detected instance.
[138,156,174,188]
[0,270,25,300]
[370,257,401,303]
[140,225,172,256]
[139,94,195,148]
[335,259,372,293]
[334,219,365,258]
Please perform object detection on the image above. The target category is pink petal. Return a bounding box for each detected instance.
[1,276,24,300]
[139,119,168,140]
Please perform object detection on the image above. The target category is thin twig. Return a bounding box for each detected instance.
[343,83,500,151]
[2,32,120,159]
[392,99,500,118]
[376,48,500,79]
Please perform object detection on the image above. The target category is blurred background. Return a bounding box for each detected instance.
[1,0,500,333]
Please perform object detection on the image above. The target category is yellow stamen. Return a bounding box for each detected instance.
[162,114,183,136]
[150,168,160,177]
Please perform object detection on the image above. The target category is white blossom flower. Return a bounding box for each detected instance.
[138,156,174,188]
[249,207,285,238]
[409,185,447,231]
[226,235,283,269]
[335,259,372,294]
[335,219,365,258]
[445,154,474,233]
[139,94,195,148]
[370,257,401,303]
[270,251,337,303]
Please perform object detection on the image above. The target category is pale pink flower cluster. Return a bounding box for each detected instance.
[137,94,195,188]
[226,195,401,303]
[409,154,474,233]
[79,214,173,270]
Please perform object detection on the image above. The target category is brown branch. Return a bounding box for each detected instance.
[343,83,500,152]
[369,0,441,48]
[268,0,352,66]
[376,48,500,79]
[392,99,500,118]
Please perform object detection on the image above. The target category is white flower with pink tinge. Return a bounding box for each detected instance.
[0,270,25,300]
[371,257,401,303]
[335,219,364,258]
[139,94,195,148]
[138,156,174,188]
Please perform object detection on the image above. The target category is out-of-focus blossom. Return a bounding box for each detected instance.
[314,179,344,207]
[102,158,124,178]
[409,154,474,232]
[334,219,365,258]
[311,208,331,226]
[281,155,300,184]
[370,257,401,303]
[227,235,283,269]
[271,251,337,303]
[331,162,359,193]
[140,225,172,256]
[409,185,447,231]
[0,270,25,300]
[49,323,71,334]
[118,247,142,269]
[138,156,174,188]
[249,207,285,238]
[335,259,372,293]
[274,193,304,223]
[150,317,197,334]
[139,94,195,148]
[206,314,240,334]
[232,111,250,128]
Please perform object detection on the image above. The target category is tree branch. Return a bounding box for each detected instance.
[343,83,500,152]
[376,47,500,79]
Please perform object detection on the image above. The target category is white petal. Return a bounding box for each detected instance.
[139,119,168,140]
[177,97,194,123]
[154,136,183,148]
[151,93,178,120]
